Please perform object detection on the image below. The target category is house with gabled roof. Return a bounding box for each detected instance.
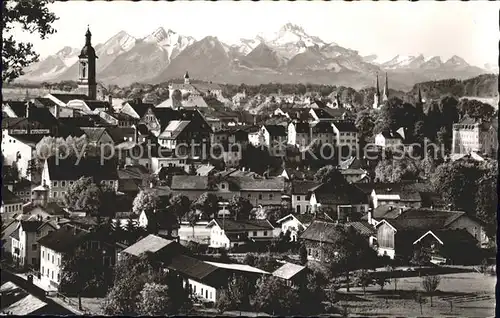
[276,213,314,241]
[261,125,287,156]
[1,187,24,215]
[288,180,319,214]
[120,99,154,119]
[207,218,275,249]
[375,208,488,260]
[309,183,369,219]
[338,156,369,183]
[40,156,119,200]
[375,129,404,149]
[272,262,308,287]
[44,93,89,107]
[2,100,28,118]
[80,127,114,146]
[10,217,58,268]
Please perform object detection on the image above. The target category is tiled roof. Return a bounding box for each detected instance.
[81,127,108,143]
[83,100,111,111]
[120,234,176,257]
[33,98,57,108]
[309,100,327,109]
[312,108,334,119]
[385,208,470,231]
[272,262,306,280]
[345,221,376,236]
[49,93,88,104]
[232,176,284,191]
[294,122,310,133]
[4,101,27,117]
[107,127,136,143]
[312,121,333,133]
[0,294,47,315]
[264,125,287,136]
[339,157,364,170]
[206,261,270,275]
[332,121,357,132]
[192,82,222,93]
[167,255,222,285]
[45,156,118,181]
[323,108,350,119]
[125,100,153,118]
[11,134,45,147]
[170,175,210,190]
[299,220,345,243]
[182,95,208,108]
[196,165,215,176]
[291,180,320,195]
[159,120,191,139]
[2,187,23,205]
[209,219,274,231]
[312,184,367,205]
[37,225,89,253]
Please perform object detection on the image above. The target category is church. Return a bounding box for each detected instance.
[372,72,389,110]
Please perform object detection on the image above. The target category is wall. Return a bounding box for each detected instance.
[241,190,282,206]
[1,131,34,178]
[209,225,230,248]
[1,202,23,214]
[40,246,62,289]
[447,216,489,247]
[185,278,217,302]
[291,194,311,214]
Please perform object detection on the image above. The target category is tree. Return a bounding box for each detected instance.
[458,98,495,122]
[2,1,58,82]
[228,195,253,220]
[314,165,347,187]
[374,275,389,291]
[253,276,300,315]
[216,289,233,314]
[185,210,199,240]
[138,283,174,315]
[299,244,308,265]
[243,253,257,267]
[64,177,116,218]
[410,244,431,270]
[298,271,326,314]
[386,265,398,291]
[192,192,219,220]
[355,110,375,150]
[59,246,113,299]
[323,226,377,292]
[169,194,191,219]
[132,190,161,215]
[421,275,441,307]
[354,269,372,296]
[374,157,421,183]
[413,288,426,315]
[475,163,498,237]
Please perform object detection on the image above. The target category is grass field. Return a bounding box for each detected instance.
[337,271,496,317]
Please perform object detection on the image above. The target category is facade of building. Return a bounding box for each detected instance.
[451,116,497,156]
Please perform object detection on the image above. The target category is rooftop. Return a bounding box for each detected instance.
[272,262,306,280]
[120,234,177,257]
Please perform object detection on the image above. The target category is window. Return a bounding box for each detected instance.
[269,194,273,199]
[247,194,251,198]
[32,244,37,251]
[258,194,263,200]
[297,196,301,201]
[69,181,74,186]
[220,183,226,190]
[53,192,58,198]
[51,271,54,280]
[61,181,66,187]
[57,273,60,282]
[53,181,58,187]
[42,266,44,275]
[263,231,268,236]
[253,231,257,236]
[42,251,45,258]
[47,253,50,260]
[52,255,54,264]
[32,258,36,264]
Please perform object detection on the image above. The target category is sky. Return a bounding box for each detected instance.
[11,1,499,67]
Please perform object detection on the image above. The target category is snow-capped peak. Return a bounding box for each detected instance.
[280,22,305,33]
[445,55,469,67]
[55,46,80,67]
[143,27,195,61]
[232,37,263,55]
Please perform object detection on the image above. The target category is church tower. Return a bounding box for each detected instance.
[184,71,190,85]
[373,73,381,109]
[382,72,389,102]
[78,26,98,100]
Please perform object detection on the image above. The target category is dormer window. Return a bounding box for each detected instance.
[220,183,226,190]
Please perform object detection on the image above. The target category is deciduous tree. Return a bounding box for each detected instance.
[2,1,58,82]
[421,275,441,307]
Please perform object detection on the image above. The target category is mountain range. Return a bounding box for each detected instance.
[18,23,492,90]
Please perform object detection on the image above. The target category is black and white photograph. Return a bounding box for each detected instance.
[1,0,498,316]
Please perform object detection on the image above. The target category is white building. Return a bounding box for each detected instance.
[374,130,404,149]
[207,219,275,249]
[10,218,58,268]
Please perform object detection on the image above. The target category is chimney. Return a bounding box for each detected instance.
[388,206,393,211]
[25,103,30,118]
[367,208,373,224]
[399,208,404,215]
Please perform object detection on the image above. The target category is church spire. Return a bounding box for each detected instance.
[382,72,389,102]
[184,70,190,84]
[85,25,92,46]
[417,86,423,104]
[375,73,380,96]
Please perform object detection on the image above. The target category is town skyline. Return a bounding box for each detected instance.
[11,1,499,68]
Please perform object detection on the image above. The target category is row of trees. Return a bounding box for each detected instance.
[216,271,326,315]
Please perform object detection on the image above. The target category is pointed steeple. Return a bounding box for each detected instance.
[382,72,389,102]
[375,73,380,96]
[184,71,190,84]
[417,86,423,104]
